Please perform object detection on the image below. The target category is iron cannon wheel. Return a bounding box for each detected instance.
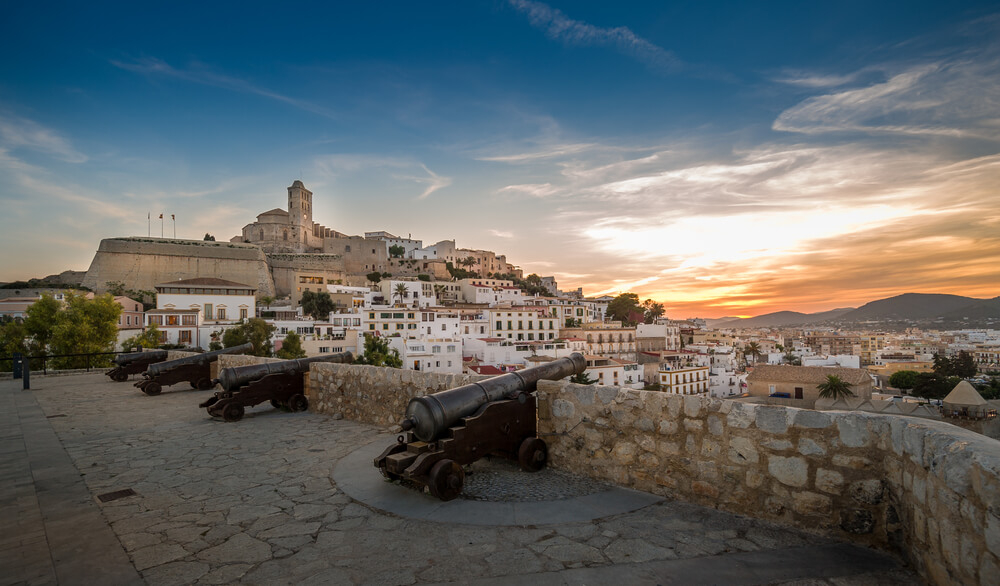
[428,459,464,501]
[222,403,245,422]
[518,437,548,472]
[142,382,162,396]
[196,378,214,390]
[288,394,309,412]
[112,371,129,382]
[270,399,285,410]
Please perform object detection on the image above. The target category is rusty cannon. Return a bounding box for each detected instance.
[199,352,353,422]
[134,343,254,395]
[105,349,169,382]
[374,352,587,501]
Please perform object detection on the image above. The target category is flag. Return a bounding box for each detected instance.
[171,214,175,220]
[147,212,150,220]
[159,213,163,219]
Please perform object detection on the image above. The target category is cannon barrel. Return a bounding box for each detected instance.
[114,349,169,367]
[401,352,586,442]
[216,352,354,392]
[144,343,253,378]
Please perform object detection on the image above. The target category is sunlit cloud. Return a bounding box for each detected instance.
[489,229,514,238]
[0,114,87,163]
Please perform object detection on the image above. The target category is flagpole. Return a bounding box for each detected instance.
[172,214,176,238]
[147,212,150,237]
[160,214,164,238]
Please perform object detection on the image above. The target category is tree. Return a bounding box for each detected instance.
[782,350,801,366]
[606,293,642,326]
[203,233,216,241]
[417,274,431,282]
[744,341,762,364]
[276,331,307,359]
[433,284,447,302]
[460,256,477,268]
[366,271,382,284]
[642,299,665,324]
[300,290,335,321]
[0,320,28,372]
[393,283,409,306]
[388,244,405,258]
[354,335,402,368]
[951,351,977,378]
[260,295,275,307]
[121,323,162,351]
[569,372,596,385]
[933,353,952,376]
[817,374,855,400]
[912,372,956,401]
[49,292,122,369]
[23,293,61,354]
[222,318,275,357]
[888,370,920,391]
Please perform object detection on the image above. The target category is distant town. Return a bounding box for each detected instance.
[2,180,998,439]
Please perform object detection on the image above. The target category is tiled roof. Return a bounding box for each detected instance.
[468,365,503,375]
[156,278,254,289]
[746,364,871,385]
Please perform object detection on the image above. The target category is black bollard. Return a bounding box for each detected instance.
[13,352,22,379]
[22,359,30,390]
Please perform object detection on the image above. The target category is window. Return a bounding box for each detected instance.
[167,315,179,326]
[179,330,192,344]
[507,321,512,330]
[447,345,455,353]
[496,321,503,330]
[239,308,248,320]
[518,321,523,330]
[182,314,197,325]
[217,308,226,320]
[383,324,389,330]
[204,304,213,319]
[369,324,375,330]
[396,324,404,330]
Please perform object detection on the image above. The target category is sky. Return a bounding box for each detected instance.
[1,1,998,318]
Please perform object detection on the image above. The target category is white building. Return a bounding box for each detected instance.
[378,280,431,308]
[583,355,644,389]
[488,307,560,342]
[389,337,462,374]
[150,278,256,347]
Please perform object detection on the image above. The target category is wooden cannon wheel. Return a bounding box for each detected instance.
[195,378,214,390]
[222,402,245,422]
[111,371,129,382]
[518,437,548,472]
[288,394,309,412]
[428,459,465,501]
[141,382,162,396]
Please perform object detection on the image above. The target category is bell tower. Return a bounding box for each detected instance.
[287,180,313,229]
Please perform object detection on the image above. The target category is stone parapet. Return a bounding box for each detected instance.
[309,363,487,427]
[535,380,1000,586]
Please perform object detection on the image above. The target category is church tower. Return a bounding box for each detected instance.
[287,180,313,229]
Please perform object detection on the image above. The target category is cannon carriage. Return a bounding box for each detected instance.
[134,343,254,395]
[200,352,353,422]
[374,353,586,501]
[105,350,169,382]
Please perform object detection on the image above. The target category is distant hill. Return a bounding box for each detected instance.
[834,293,984,322]
[703,316,742,328]
[937,297,1000,321]
[714,308,854,329]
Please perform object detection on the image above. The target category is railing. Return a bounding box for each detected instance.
[0,351,134,375]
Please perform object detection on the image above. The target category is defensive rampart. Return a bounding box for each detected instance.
[193,354,1000,585]
[81,237,275,296]
[536,381,1000,586]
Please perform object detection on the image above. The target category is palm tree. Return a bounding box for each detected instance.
[782,350,801,366]
[570,372,596,385]
[394,283,408,306]
[817,375,855,400]
[433,284,447,302]
[745,341,762,365]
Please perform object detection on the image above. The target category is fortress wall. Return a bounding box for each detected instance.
[536,381,1000,586]
[309,362,487,426]
[266,253,345,298]
[82,238,275,296]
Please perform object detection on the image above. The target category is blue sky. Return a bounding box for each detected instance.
[2,1,998,317]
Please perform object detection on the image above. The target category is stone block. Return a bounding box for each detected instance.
[551,399,575,419]
[836,414,869,448]
[685,435,699,455]
[683,419,703,432]
[638,452,659,469]
[637,434,656,453]
[961,535,979,580]
[612,442,637,464]
[746,468,765,488]
[793,491,831,516]
[683,395,703,418]
[756,407,789,434]
[903,424,925,466]
[697,461,719,482]
[636,417,655,432]
[832,454,871,470]
[596,387,618,405]
[762,439,793,451]
[692,481,719,499]
[849,479,884,505]
[655,471,678,489]
[815,469,844,494]
[726,403,755,429]
[569,385,595,405]
[840,509,875,534]
[707,415,723,437]
[797,438,826,457]
[980,554,999,586]
[768,455,808,488]
[729,436,760,464]
[658,420,678,435]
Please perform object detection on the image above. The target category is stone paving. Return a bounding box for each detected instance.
[4,373,923,585]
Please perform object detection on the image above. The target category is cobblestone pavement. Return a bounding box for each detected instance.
[15,373,920,585]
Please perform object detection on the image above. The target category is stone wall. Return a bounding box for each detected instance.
[536,381,1000,586]
[81,237,275,297]
[309,362,487,427]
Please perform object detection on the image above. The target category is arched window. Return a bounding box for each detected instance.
[283,230,288,241]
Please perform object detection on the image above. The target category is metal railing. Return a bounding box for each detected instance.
[0,350,136,375]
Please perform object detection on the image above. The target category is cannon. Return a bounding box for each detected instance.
[105,349,169,382]
[374,352,586,501]
[134,343,253,395]
[200,352,353,422]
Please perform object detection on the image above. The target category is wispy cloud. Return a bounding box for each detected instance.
[0,114,87,163]
[111,57,339,120]
[315,154,451,199]
[489,229,513,238]
[412,164,452,200]
[508,0,683,73]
